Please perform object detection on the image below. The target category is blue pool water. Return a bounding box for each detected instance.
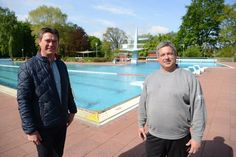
[0,58,225,111]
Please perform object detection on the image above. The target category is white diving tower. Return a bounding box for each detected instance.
[120,28,144,64]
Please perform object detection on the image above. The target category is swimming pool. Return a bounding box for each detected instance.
[0,58,225,124]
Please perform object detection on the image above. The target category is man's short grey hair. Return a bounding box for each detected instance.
[156,41,177,56]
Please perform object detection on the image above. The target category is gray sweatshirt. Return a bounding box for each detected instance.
[138,67,207,142]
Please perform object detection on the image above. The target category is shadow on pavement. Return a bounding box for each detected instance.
[192,136,233,157]
[119,142,146,157]
[119,136,233,157]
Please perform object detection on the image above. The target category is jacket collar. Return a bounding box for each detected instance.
[36,52,60,63]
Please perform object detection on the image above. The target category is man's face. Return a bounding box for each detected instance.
[157,46,177,72]
[39,32,58,57]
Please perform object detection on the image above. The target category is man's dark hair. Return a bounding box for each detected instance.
[38,27,59,41]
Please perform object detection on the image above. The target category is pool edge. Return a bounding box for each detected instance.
[0,85,140,126]
[76,96,139,126]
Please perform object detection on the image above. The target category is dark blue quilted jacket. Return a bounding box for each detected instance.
[17,54,77,134]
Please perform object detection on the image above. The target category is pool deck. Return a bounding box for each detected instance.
[0,62,236,157]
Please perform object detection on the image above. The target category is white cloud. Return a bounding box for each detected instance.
[89,31,104,39]
[1,0,64,21]
[16,14,28,21]
[69,14,116,27]
[147,26,170,35]
[93,4,136,16]
[125,26,170,37]
[95,19,116,27]
[67,15,116,39]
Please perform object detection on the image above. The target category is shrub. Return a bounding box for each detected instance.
[216,45,236,58]
[183,46,201,57]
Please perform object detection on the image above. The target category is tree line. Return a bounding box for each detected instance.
[143,0,235,59]
[0,0,235,61]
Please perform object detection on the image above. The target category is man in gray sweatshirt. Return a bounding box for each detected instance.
[138,41,207,157]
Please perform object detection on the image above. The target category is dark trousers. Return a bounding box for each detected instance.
[146,133,191,157]
[36,126,67,157]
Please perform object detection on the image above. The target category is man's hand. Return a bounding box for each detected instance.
[27,131,42,145]
[138,128,147,141]
[186,139,201,155]
[67,113,75,127]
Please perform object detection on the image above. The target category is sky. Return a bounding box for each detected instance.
[0,0,235,39]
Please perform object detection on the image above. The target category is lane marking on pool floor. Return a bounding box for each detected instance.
[0,64,19,68]
[69,70,117,75]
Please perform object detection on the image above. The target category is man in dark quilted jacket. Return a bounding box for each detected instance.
[17,27,77,157]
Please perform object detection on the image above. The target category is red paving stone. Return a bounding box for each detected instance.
[0,62,236,157]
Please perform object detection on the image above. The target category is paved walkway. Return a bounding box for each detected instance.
[0,62,236,157]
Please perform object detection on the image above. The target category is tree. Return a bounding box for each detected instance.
[103,27,128,50]
[88,36,102,57]
[216,3,236,59]
[143,32,177,55]
[28,6,90,57]
[18,22,37,57]
[28,5,67,37]
[219,3,236,47]
[177,0,225,57]
[0,7,18,57]
[101,41,112,59]
[64,24,89,56]
[8,21,37,58]
[0,7,36,58]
